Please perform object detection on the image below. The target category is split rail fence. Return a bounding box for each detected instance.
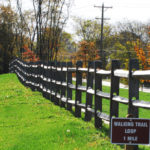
[9,58,150,130]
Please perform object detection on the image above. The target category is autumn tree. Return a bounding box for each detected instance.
[16,0,73,61]
[0,4,19,73]
[72,40,100,67]
[74,18,113,67]
[134,27,150,70]
[107,21,149,69]
[22,46,39,62]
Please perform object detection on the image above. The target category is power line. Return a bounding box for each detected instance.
[71,5,94,11]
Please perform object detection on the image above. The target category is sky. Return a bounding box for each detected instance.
[66,0,150,34]
[70,0,150,22]
[2,0,150,34]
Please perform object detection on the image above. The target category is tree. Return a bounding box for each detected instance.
[0,0,74,73]
[116,20,148,44]
[108,41,137,69]
[107,21,150,69]
[59,32,76,53]
[16,0,73,61]
[72,40,100,67]
[57,32,77,62]
[134,26,150,70]
[0,4,19,73]
[74,18,101,42]
[74,18,113,67]
[22,45,39,62]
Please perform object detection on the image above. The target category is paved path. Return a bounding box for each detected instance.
[102,81,150,93]
[73,78,150,93]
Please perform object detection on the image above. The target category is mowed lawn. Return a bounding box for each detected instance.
[0,73,149,150]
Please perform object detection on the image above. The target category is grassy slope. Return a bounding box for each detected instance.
[0,74,149,150]
[0,73,122,150]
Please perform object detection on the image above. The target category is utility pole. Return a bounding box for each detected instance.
[39,0,42,60]
[37,0,42,60]
[94,3,112,68]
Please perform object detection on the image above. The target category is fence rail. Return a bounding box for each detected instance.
[9,58,150,130]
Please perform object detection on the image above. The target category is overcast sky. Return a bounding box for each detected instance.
[66,0,150,33]
[3,0,150,34]
[70,0,150,22]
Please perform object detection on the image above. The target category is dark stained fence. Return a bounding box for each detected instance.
[9,58,150,130]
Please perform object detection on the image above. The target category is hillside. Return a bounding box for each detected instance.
[0,73,149,150]
[0,73,122,150]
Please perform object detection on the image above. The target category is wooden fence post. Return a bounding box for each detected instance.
[44,62,49,99]
[50,61,55,103]
[26,61,30,88]
[47,61,51,100]
[67,62,73,111]
[110,60,120,137]
[128,59,139,118]
[24,61,27,86]
[75,61,82,118]
[55,61,60,105]
[60,62,67,108]
[85,61,94,121]
[125,59,139,150]
[94,61,103,129]
[29,62,31,88]
[30,62,34,91]
[110,60,120,118]
[34,61,38,91]
[37,61,41,92]
[14,59,17,74]
[39,62,43,93]
[42,62,47,98]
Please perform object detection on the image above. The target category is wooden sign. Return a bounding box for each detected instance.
[111,118,150,145]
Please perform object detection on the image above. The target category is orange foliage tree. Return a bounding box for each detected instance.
[134,29,150,70]
[134,43,147,70]
[72,40,100,67]
[22,46,39,62]
[134,27,150,83]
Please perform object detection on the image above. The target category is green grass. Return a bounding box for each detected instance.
[72,81,150,119]
[0,73,123,150]
[98,85,150,119]
[0,74,150,150]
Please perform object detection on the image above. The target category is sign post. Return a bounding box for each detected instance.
[111,118,150,147]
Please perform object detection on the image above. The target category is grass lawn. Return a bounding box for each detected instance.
[0,73,149,150]
[72,81,150,119]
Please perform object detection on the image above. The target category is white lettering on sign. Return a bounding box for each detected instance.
[135,122,148,127]
[127,136,138,142]
[123,136,126,141]
[125,129,136,134]
[114,121,134,127]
